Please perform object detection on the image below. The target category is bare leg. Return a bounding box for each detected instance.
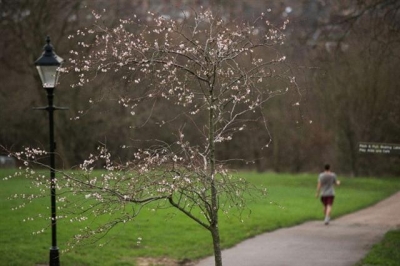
[326,205,332,217]
[324,205,332,225]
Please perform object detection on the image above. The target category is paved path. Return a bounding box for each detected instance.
[196,192,400,266]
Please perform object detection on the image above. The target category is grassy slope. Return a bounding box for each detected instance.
[1,170,399,265]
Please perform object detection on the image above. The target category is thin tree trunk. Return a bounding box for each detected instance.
[211,222,222,266]
[209,86,222,266]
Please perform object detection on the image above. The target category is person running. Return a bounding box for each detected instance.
[316,164,340,225]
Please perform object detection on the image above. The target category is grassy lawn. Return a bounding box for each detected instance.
[356,229,400,266]
[1,169,399,265]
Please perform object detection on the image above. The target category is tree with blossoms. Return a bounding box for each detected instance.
[7,9,299,266]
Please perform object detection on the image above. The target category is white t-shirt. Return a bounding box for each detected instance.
[318,172,337,196]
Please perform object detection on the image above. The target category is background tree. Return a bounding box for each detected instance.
[0,0,99,168]
[302,0,400,175]
[2,1,398,181]
[0,0,154,168]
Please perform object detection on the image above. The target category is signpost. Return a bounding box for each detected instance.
[358,142,400,155]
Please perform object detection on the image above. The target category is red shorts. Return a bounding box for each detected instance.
[321,196,335,206]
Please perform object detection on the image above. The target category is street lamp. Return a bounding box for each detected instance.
[34,36,66,266]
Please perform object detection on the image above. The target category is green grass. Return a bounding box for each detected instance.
[356,229,400,266]
[1,169,399,265]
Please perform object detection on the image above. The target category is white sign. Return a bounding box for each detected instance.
[358,142,400,155]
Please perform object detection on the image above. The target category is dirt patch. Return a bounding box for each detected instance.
[136,257,197,266]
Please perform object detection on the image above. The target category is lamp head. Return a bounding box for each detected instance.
[35,36,64,88]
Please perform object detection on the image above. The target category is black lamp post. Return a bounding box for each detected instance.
[34,36,66,266]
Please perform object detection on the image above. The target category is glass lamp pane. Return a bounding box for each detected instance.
[36,65,60,88]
